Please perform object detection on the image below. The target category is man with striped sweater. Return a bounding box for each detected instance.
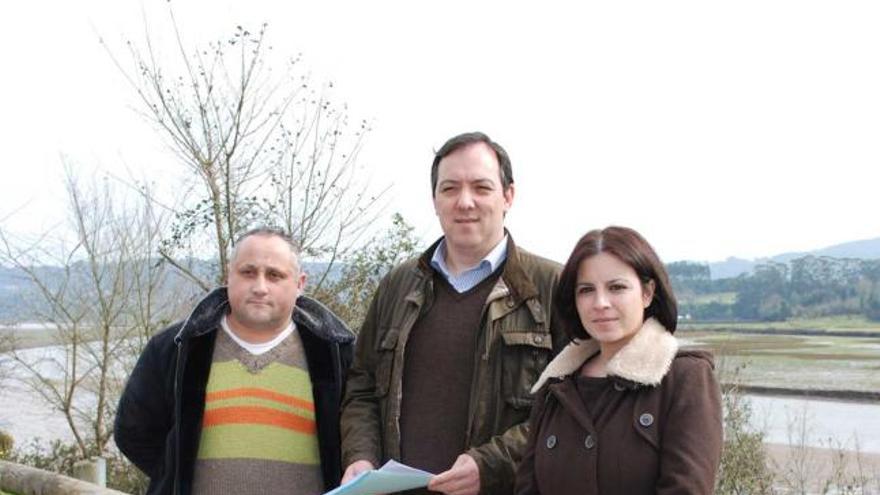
[115,228,355,495]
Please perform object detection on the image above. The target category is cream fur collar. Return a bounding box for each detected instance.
[531,318,678,393]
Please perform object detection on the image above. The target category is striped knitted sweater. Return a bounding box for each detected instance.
[191,326,323,495]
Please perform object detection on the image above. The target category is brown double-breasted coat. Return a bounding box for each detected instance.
[514,318,723,495]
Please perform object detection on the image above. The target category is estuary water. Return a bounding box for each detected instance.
[747,394,880,453]
[1,345,879,453]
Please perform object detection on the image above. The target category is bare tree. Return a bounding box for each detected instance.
[0,164,188,458]
[311,213,419,331]
[104,12,384,287]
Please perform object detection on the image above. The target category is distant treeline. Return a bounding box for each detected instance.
[668,256,880,322]
[5,255,880,324]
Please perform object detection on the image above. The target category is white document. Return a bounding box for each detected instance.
[323,460,434,495]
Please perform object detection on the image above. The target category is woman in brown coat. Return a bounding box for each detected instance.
[514,226,723,495]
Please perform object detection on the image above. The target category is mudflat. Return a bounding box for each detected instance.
[765,442,880,491]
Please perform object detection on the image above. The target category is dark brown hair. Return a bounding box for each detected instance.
[555,226,678,340]
[431,131,513,196]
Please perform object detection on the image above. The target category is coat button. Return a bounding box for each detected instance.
[506,299,516,308]
[639,413,654,427]
[532,334,544,345]
[583,434,595,450]
[546,435,557,449]
[613,382,626,392]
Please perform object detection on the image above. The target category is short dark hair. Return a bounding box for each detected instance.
[231,227,301,268]
[431,132,514,196]
[555,226,678,341]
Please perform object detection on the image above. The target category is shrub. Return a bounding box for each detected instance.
[715,385,775,494]
[0,429,13,459]
[6,438,148,494]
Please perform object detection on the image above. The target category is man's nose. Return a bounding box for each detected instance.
[456,188,475,209]
[251,275,268,293]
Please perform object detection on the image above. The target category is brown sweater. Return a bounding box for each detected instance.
[399,270,501,479]
[191,328,323,495]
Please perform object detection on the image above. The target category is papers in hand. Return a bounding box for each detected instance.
[323,460,434,495]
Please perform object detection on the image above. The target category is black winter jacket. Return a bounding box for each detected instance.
[114,288,355,495]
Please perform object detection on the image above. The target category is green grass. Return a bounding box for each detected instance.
[681,331,880,392]
[680,314,880,332]
[0,327,60,351]
[0,325,142,352]
[680,291,737,305]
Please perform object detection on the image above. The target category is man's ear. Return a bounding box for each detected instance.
[298,272,307,291]
[503,183,516,212]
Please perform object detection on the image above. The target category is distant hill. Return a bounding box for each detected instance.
[707,257,756,280]
[774,237,880,261]
[707,236,880,279]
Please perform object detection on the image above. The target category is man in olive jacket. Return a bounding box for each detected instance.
[340,132,565,495]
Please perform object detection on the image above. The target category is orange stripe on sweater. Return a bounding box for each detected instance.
[203,406,317,434]
[206,387,314,412]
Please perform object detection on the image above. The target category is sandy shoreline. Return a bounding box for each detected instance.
[766,443,880,490]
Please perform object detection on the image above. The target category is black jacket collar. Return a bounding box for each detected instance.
[174,287,354,344]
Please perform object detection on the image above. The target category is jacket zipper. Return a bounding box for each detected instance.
[173,336,184,495]
[391,297,423,453]
[333,343,343,404]
[465,286,507,443]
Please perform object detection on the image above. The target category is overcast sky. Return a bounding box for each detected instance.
[2,1,878,264]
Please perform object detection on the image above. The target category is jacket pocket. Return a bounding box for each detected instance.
[500,331,553,408]
[374,327,399,398]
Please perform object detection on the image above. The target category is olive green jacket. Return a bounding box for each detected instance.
[340,235,565,494]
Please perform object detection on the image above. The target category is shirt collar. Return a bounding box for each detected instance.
[220,315,295,355]
[430,235,509,277]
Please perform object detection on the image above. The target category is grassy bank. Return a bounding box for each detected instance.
[7,321,880,395]
[680,327,880,394]
[0,326,138,352]
[0,327,59,351]
[680,314,880,333]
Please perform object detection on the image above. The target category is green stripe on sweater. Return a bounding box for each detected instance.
[197,424,321,464]
[204,361,313,396]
